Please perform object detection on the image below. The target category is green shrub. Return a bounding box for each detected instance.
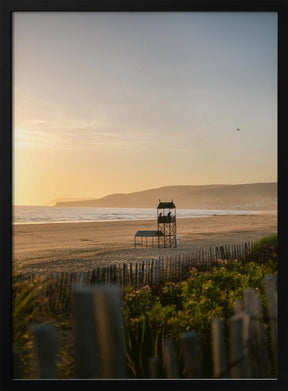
[12,236,278,379]
[123,258,277,378]
[249,234,277,264]
[12,274,74,379]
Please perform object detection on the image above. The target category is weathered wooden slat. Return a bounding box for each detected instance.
[72,284,99,378]
[123,263,127,286]
[129,262,133,285]
[242,289,258,378]
[212,318,228,378]
[12,346,22,379]
[181,331,202,378]
[154,259,160,283]
[264,275,277,371]
[31,323,57,379]
[229,313,246,378]
[162,339,179,378]
[142,260,145,284]
[149,356,163,378]
[253,292,272,377]
[93,285,127,378]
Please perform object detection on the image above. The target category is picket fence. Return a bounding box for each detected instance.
[14,274,277,379]
[20,242,255,313]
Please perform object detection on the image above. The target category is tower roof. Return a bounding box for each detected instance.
[157,201,175,209]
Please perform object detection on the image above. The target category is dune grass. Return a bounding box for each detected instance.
[12,234,277,378]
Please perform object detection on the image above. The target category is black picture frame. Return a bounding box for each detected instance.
[1,1,287,390]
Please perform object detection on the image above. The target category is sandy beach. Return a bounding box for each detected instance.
[12,211,277,274]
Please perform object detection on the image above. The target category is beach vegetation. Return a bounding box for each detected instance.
[248,234,277,264]
[12,274,75,378]
[12,235,277,378]
[123,257,277,377]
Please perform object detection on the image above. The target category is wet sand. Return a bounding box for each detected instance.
[13,211,277,274]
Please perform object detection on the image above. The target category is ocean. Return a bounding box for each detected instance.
[13,206,258,225]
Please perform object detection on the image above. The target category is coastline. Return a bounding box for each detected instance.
[13,206,263,226]
[13,211,277,274]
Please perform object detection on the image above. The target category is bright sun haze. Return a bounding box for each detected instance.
[13,12,277,206]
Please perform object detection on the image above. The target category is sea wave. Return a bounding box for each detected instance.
[12,206,258,225]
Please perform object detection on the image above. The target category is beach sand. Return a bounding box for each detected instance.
[13,211,277,274]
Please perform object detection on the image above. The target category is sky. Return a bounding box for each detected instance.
[13,12,277,206]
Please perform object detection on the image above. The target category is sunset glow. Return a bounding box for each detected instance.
[13,12,277,206]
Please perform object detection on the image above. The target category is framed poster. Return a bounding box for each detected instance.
[1,1,286,390]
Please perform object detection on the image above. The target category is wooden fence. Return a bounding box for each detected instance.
[13,274,277,379]
[18,242,255,314]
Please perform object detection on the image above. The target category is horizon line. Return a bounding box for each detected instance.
[13,180,277,207]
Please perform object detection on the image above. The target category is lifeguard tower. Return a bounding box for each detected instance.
[157,200,178,248]
[134,199,178,248]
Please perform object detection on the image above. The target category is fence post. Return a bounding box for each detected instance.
[109,265,116,284]
[229,312,249,378]
[123,264,127,287]
[135,262,138,287]
[118,264,121,286]
[242,289,258,377]
[212,318,228,378]
[143,260,147,285]
[91,269,96,284]
[72,284,99,378]
[31,323,57,379]
[178,255,181,278]
[96,267,100,284]
[93,285,127,378]
[141,261,145,285]
[150,259,154,284]
[129,263,133,285]
[149,356,163,378]
[264,275,277,371]
[79,271,86,284]
[145,260,148,285]
[12,346,22,379]
[162,339,179,378]
[154,259,160,284]
[181,331,202,378]
[253,292,272,377]
[101,267,106,284]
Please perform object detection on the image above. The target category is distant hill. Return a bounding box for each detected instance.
[46,197,93,206]
[55,183,277,210]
